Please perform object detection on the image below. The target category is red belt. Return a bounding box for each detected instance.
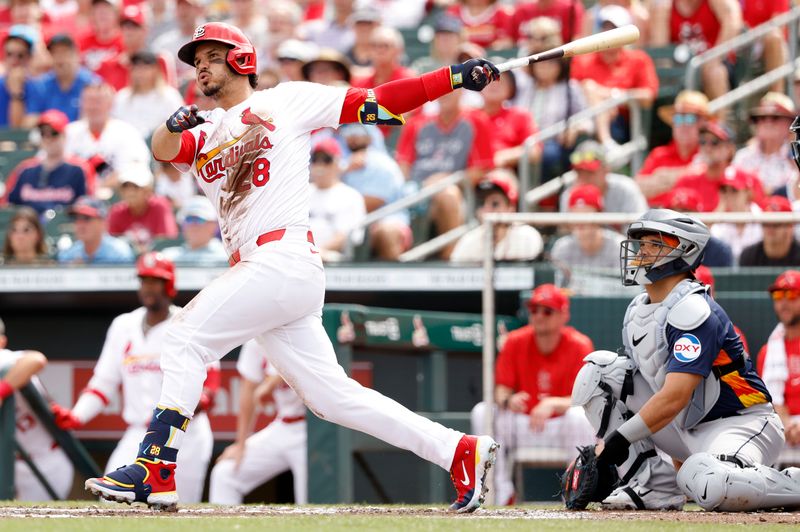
[229,228,316,266]
[280,415,306,424]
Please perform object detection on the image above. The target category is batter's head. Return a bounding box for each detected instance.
[136,252,177,298]
[178,22,257,76]
[620,209,710,286]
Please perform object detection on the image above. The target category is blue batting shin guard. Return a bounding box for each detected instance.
[137,406,190,463]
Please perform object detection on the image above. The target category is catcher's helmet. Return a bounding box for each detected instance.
[137,252,177,298]
[620,209,710,286]
[178,22,257,75]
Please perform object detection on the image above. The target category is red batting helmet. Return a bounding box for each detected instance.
[178,22,257,75]
[136,252,177,298]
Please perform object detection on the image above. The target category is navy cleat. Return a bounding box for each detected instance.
[85,458,178,511]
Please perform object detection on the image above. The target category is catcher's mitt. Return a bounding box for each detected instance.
[561,445,619,510]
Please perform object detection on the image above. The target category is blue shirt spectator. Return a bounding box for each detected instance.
[0,25,44,127]
[57,196,134,264]
[161,195,228,266]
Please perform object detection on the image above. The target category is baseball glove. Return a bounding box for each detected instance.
[561,445,619,510]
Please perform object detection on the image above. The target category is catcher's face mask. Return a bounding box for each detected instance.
[620,232,682,286]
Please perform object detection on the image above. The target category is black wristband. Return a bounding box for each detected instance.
[601,430,632,466]
[10,93,24,101]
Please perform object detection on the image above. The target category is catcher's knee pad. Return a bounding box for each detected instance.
[678,452,800,511]
[572,350,636,438]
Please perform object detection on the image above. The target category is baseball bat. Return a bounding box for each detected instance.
[496,25,641,73]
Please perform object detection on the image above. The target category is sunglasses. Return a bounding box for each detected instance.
[529,305,555,317]
[4,50,29,60]
[73,214,96,222]
[699,137,723,147]
[673,113,698,126]
[752,115,787,123]
[718,185,741,194]
[311,152,334,165]
[570,151,602,165]
[771,290,800,301]
[38,127,60,138]
[183,215,208,225]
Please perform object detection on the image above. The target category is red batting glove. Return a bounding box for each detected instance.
[51,402,82,430]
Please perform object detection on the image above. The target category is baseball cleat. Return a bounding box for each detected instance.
[449,434,499,513]
[85,458,179,512]
[601,484,686,511]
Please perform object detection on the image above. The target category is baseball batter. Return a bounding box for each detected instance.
[569,209,800,511]
[56,253,216,503]
[0,319,74,501]
[209,338,307,504]
[85,23,500,512]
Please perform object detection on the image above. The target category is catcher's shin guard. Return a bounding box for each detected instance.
[678,453,800,511]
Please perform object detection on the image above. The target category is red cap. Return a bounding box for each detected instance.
[668,187,702,212]
[769,270,800,292]
[311,137,341,157]
[37,109,69,133]
[763,195,793,213]
[568,183,603,211]
[477,172,519,205]
[694,265,715,288]
[701,120,733,141]
[527,284,569,313]
[718,167,747,190]
[120,4,146,26]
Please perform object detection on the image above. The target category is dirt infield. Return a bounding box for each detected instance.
[0,504,798,524]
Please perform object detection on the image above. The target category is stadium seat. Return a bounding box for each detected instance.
[0,128,37,183]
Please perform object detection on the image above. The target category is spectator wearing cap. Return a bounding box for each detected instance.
[650,0,742,102]
[345,6,381,69]
[396,88,494,259]
[409,15,464,75]
[481,69,541,170]
[3,1,54,74]
[635,90,708,207]
[110,50,183,138]
[3,110,91,213]
[275,39,317,82]
[64,81,150,195]
[0,24,44,127]
[671,121,765,212]
[667,187,734,267]
[582,0,650,42]
[301,48,352,86]
[27,33,99,123]
[297,0,356,55]
[470,283,595,505]
[570,5,658,150]
[514,17,591,183]
[96,3,177,91]
[352,26,415,89]
[57,195,134,264]
[740,196,800,267]
[445,0,513,49]
[337,123,410,260]
[107,163,178,253]
[161,195,227,266]
[223,0,269,62]
[559,140,648,214]
[78,0,123,72]
[709,168,763,261]
[151,0,206,82]
[154,161,197,211]
[758,269,800,448]
[509,0,584,46]
[550,183,624,270]
[732,92,798,196]
[308,138,366,262]
[265,1,304,65]
[450,170,544,263]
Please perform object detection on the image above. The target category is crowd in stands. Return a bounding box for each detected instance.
[0,0,797,270]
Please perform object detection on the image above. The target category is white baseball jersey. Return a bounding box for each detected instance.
[79,306,182,425]
[238,339,304,419]
[64,118,151,171]
[0,349,57,457]
[171,82,347,254]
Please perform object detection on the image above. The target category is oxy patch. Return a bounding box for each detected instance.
[673,333,702,363]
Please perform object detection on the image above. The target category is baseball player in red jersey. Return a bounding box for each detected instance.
[85,22,501,512]
[55,252,219,503]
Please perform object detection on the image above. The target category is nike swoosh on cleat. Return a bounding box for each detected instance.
[632,333,647,347]
[460,460,471,486]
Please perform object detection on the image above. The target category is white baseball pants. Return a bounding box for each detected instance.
[105,413,213,502]
[15,447,73,501]
[209,419,307,504]
[159,229,462,470]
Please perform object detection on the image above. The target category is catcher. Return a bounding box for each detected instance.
[562,209,800,511]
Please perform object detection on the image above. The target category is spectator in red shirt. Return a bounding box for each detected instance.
[758,269,800,448]
[78,0,123,72]
[635,90,709,207]
[650,0,742,101]
[672,121,765,212]
[395,89,494,259]
[508,0,584,47]
[446,0,513,50]
[742,0,789,93]
[571,5,658,149]
[481,70,540,169]
[107,162,178,253]
[470,284,595,505]
[352,26,415,88]
[95,4,176,91]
